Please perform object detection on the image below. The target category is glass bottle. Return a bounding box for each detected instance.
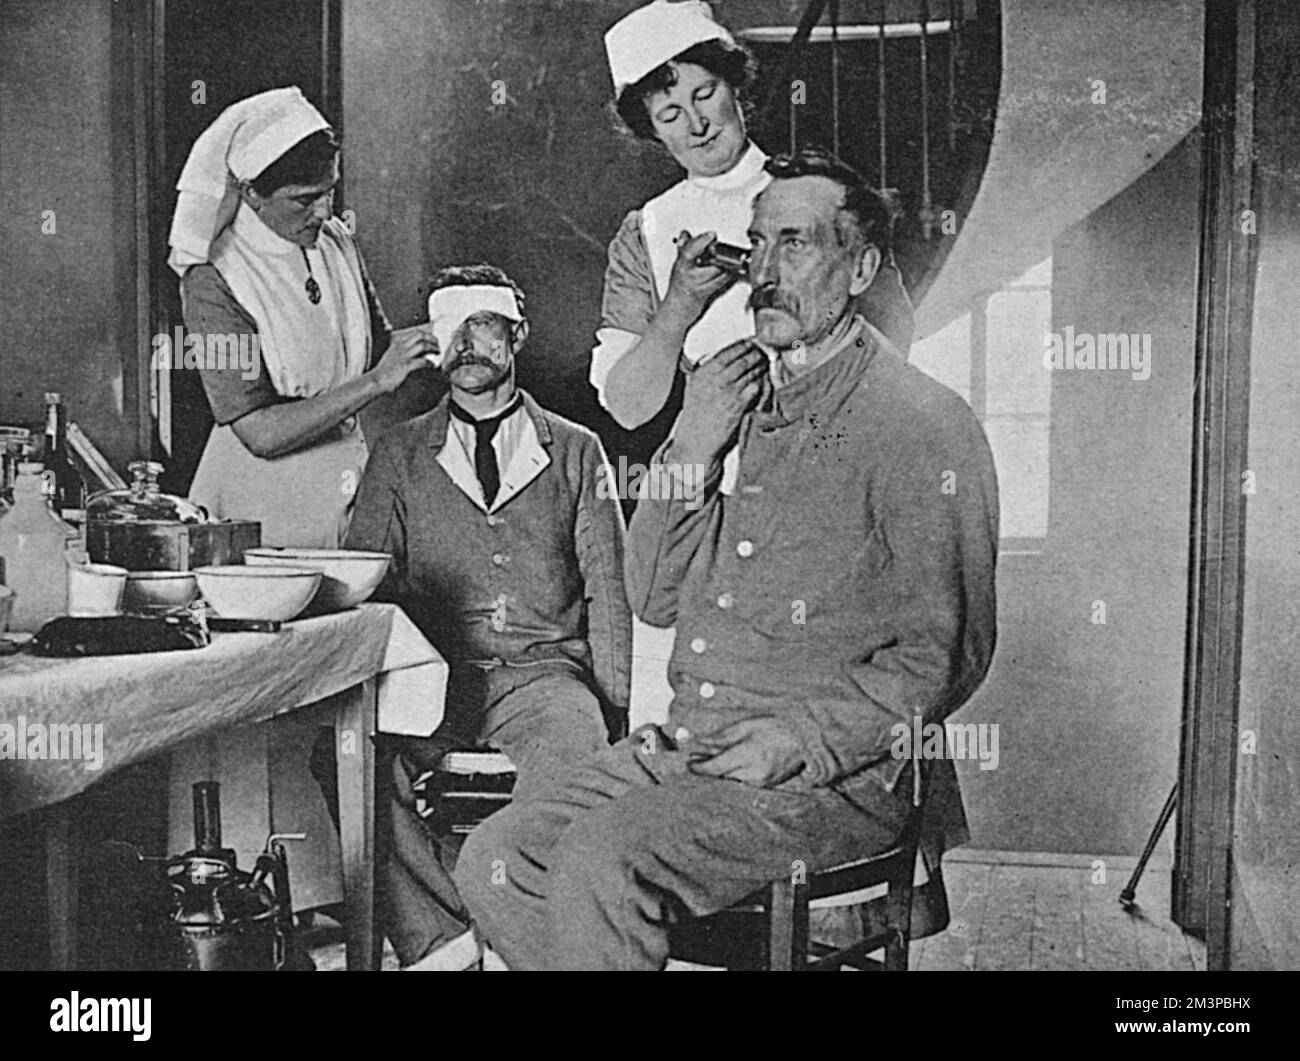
[42,393,86,525]
[0,461,75,632]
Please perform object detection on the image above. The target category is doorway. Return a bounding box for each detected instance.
[145,0,341,496]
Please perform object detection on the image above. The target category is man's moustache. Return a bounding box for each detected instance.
[748,287,796,314]
[446,356,498,370]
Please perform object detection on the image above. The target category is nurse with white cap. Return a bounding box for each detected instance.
[595,3,913,728]
[595,2,769,728]
[170,86,436,547]
[593,0,913,439]
[594,1,764,437]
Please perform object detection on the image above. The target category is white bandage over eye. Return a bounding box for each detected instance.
[426,285,523,366]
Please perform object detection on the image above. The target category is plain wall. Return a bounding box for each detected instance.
[0,0,142,466]
[952,134,1201,856]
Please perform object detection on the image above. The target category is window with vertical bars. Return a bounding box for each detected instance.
[741,0,995,262]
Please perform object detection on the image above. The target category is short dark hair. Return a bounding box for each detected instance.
[429,263,527,320]
[249,128,341,196]
[765,148,898,253]
[614,38,757,141]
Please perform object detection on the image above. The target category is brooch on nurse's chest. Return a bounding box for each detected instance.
[300,248,323,305]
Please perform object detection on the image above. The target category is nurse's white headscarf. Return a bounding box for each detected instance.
[167,86,330,276]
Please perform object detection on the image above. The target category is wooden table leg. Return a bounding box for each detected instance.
[768,880,794,971]
[46,805,79,971]
[336,678,380,970]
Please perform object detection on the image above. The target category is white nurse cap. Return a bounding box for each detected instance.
[604,0,734,95]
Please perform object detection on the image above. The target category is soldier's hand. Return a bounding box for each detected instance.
[687,718,805,787]
[668,338,767,471]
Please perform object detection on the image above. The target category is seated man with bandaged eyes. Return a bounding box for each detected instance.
[312,264,632,970]
[453,151,1000,971]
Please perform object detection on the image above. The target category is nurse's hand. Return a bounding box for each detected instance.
[373,325,438,393]
[664,230,736,322]
[666,338,766,470]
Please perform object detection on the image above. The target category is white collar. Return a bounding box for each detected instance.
[231,202,307,257]
[684,142,769,195]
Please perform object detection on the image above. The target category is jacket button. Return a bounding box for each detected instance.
[736,540,754,557]
[690,637,707,654]
[716,592,734,610]
[486,514,499,527]
[491,553,508,566]
[699,682,716,699]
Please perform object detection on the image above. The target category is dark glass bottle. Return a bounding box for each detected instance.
[41,393,86,524]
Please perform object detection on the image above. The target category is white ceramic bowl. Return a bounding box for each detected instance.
[194,565,322,622]
[122,570,199,614]
[66,562,128,617]
[243,548,391,612]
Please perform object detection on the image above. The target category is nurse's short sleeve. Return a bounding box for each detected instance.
[591,210,659,396]
[179,264,288,425]
[600,209,659,334]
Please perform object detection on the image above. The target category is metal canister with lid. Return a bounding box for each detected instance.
[85,460,260,572]
[142,782,299,971]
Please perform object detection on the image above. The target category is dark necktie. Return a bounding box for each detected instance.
[448,396,520,507]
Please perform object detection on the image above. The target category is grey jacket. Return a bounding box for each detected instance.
[627,318,1000,861]
[347,390,633,713]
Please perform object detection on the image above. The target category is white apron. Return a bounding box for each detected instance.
[189,209,372,548]
[190,420,366,548]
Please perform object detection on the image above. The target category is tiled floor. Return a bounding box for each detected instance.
[304,849,1206,971]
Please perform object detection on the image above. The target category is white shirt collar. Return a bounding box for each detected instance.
[440,401,549,513]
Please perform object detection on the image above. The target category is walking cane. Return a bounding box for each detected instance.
[1119,782,1178,910]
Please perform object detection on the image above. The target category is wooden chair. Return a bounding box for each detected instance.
[415,749,517,834]
[415,721,933,971]
[670,760,932,971]
[414,696,627,835]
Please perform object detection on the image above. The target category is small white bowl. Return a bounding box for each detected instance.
[122,570,199,614]
[243,548,391,612]
[194,565,322,622]
[66,562,128,618]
